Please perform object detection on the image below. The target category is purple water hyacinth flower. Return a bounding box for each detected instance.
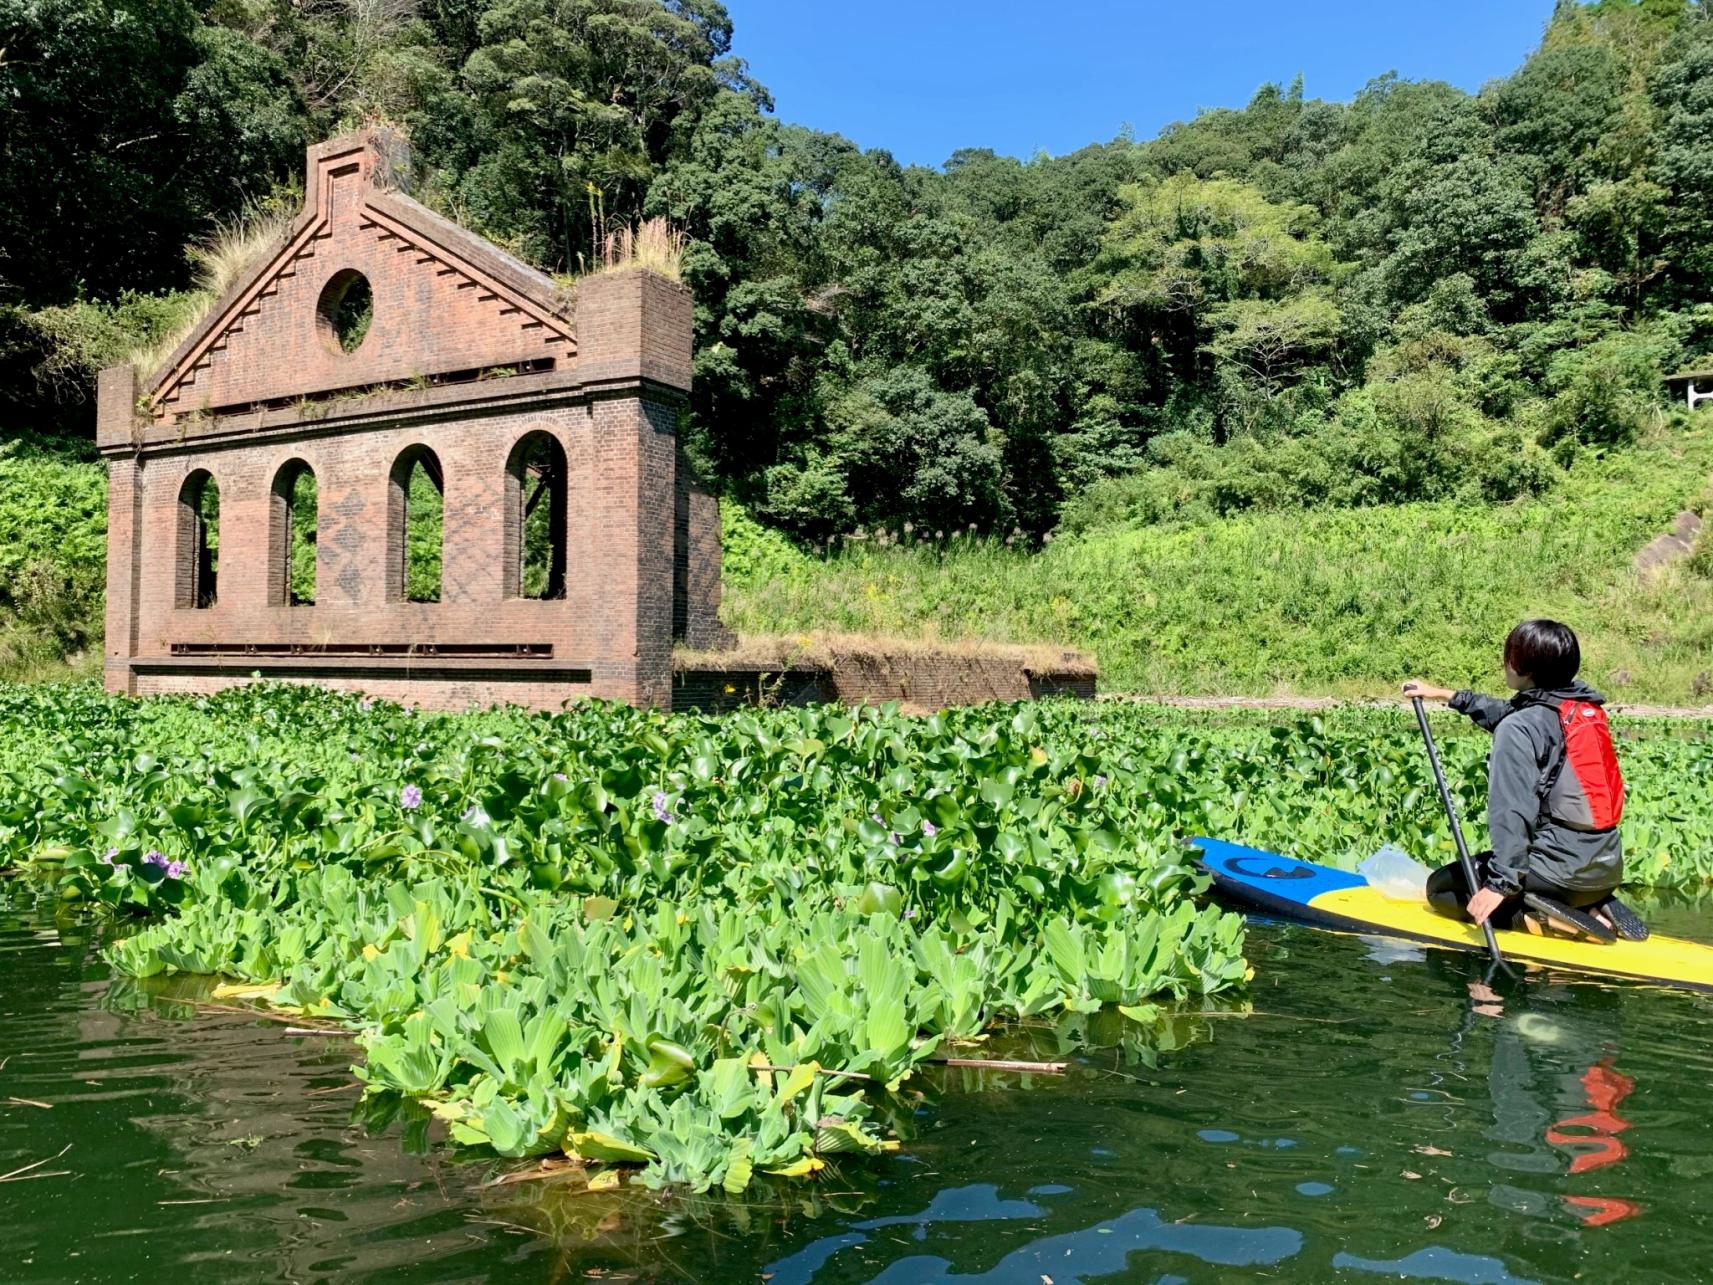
[889,831,901,846]
[651,791,675,824]
[1094,775,1109,789]
[142,850,167,868]
[358,699,373,713]
[903,907,918,921]
[921,820,937,838]
[399,784,423,810]
[164,860,188,880]
[99,847,118,867]
[553,772,568,782]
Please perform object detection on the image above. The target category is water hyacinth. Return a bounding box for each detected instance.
[43,685,1713,1188]
[142,850,167,868]
[41,692,1263,1190]
[99,847,118,867]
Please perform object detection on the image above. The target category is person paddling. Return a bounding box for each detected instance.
[1403,619,1646,942]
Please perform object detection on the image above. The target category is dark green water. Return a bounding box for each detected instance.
[7,890,1713,1284]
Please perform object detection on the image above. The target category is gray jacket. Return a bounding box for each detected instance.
[1449,682,1624,895]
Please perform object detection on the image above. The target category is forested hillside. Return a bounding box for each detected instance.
[3,0,1713,692]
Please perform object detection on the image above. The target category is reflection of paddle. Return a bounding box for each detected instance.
[1411,696,1509,973]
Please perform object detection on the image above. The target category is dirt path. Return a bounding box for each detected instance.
[1101,693,1713,720]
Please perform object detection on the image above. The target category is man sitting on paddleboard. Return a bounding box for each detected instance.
[1403,619,1646,943]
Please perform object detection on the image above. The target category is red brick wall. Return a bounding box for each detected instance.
[99,130,726,713]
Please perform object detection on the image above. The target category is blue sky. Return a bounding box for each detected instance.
[723,1,1559,168]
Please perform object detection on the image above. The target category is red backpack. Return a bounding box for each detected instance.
[1532,697,1627,832]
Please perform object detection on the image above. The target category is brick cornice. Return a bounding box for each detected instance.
[100,366,586,458]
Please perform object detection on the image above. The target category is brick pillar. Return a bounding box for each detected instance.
[97,365,140,694]
[576,269,693,708]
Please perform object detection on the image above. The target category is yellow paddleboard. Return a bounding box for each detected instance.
[1196,836,1713,992]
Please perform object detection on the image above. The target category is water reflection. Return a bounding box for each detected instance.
[1333,1245,1542,1283]
[3,886,1712,1284]
[785,1194,1304,1284]
[1460,974,1643,1230]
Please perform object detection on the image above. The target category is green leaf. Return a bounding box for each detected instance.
[565,1131,657,1164]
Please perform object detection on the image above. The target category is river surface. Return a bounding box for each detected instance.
[5,888,1713,1284]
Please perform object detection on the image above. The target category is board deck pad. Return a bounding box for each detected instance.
[1194,836,1713,993]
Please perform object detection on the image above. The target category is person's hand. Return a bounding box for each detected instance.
[1466,885,1506,925]
[1402,679,1454,702]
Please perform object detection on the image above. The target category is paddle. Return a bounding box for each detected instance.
[1411,696,1509,972]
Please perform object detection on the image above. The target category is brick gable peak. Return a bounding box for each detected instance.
[144,127,578,424]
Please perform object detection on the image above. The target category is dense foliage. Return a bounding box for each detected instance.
[5,1,1713,539]
[0,435,106,680]
[2,685,1710,1185]
[0,684,1249,1189]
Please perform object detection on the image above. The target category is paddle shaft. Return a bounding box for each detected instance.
[1411,696,1507,969]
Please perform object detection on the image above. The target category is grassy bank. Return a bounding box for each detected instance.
[722,422,1713,704]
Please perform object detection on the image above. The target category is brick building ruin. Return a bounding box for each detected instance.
[99,128,730,712]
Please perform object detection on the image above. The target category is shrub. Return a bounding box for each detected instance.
[1541,331,1666,448]
[0,436,106,679]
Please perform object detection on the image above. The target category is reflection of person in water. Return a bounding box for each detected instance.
[1467,977,1641,1228]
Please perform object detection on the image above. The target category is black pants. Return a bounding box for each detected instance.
[1425,853,1612,930]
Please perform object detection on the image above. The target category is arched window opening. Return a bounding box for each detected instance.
[388,446,444,603]
[505,431,567,600]
[175,471,219,609]
[269,460,318,606]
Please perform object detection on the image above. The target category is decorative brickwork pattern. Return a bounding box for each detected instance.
[99,128,730,712]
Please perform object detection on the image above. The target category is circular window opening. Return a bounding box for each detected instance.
[316,270,373,355]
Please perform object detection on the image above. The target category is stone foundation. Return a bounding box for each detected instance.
[673,638,1096,714]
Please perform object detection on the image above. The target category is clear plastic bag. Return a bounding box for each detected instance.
[1359,845,1432,902]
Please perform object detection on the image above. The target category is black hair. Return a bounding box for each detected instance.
[1504,618,1580,689]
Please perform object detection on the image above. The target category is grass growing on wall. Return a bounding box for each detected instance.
[722,423,1713,703]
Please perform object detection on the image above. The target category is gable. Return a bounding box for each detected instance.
[147,130,576,422]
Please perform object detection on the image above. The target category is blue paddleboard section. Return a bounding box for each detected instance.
[1191,837,1364,908]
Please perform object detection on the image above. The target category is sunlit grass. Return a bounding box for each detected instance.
[124,195,297,379]
[722,423,1713,704]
